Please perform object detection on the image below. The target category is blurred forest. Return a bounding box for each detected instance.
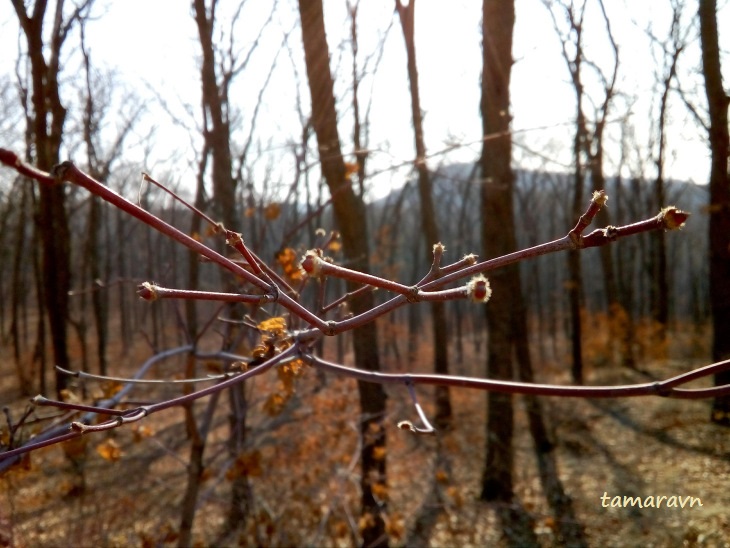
[0,0,729,546]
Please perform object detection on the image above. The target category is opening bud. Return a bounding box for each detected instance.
[467,274,492,303]
[300,249,324,277]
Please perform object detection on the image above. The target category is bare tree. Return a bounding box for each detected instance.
[298,1,389,545]
[544,0,589,383]
[10,0,93,397]
[647,0,690,347]
[699,0,730,425]
[544,0,620,378]
[480,0,518,503]
[77,23,142,378]
[394,0,452,429]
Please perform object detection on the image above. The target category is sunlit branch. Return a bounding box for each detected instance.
[137,282,270,305]
[321,284,375,313]
[304,354,730,400]
[55,365,232,384]
[0,148,704,463]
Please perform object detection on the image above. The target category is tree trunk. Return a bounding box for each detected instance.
[480,0,517,503]
[395,0,452,429]
[12,0,76,398]
[191,0,249,535]
[298,1,388,544]
[698,0,730,425]
[11,182,32,395]
[568,112,585,384]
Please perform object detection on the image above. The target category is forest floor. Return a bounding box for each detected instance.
[1,321,729,547]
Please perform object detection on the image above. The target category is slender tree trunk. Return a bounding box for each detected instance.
[698,0,730,424]
[11,183,32,395]
[480,0,517,503]
[650,48,680,349]
[395,0,452,429]
[298,2,388,544]
[191,0,249,535]
[11,0,79,398]
[568,114,585,384]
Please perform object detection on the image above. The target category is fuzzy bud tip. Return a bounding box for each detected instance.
[226,231,242,246]
[592,190,608,207]
[137,282,159,301]
[432,242,446,254]
[467,274,492,303]
[659,206,689,230]
[300,250,323,277]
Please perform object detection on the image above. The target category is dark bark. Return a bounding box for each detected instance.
[10,183,32,395]
[698,0,730,424]
[192,0,237,231]
[190,0,248,537]
[395,0,452,429]
[80,38,110,377]
[11,0,81,398]
[480,0,516,503]
[298,1,388,545]
[650,4,684,346]
[562,1,587,384]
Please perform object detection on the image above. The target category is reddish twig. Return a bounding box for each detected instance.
[305,353,730,400]
[0,150,703,461]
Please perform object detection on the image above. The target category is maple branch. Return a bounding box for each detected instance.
[55,365,231,384]
[0,151,702,461]
[305,354,730,400]
[136,282,270,305]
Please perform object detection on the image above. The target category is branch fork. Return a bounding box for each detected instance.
[0,150,706,461]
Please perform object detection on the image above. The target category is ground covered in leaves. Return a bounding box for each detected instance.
[1,326,729,547]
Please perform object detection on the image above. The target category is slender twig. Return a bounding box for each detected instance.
[137,282,271,305]
[0,150,705,459]
[304,353,730,400]
[55,365,233,384]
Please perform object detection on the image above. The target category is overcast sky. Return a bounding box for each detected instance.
[1,0,727,199]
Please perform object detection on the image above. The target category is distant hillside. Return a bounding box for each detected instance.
[367,163,709,322]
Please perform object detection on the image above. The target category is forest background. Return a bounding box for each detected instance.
[0,0,729,546]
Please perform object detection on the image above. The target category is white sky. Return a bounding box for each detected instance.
[1,0,727,200]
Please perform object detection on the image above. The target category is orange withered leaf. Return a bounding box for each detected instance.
[372,482,388,501]
[263,393,286,416]
[226,450,263,480]
[96,439,123,462]
[264,202,281,220]
[101,381,124,398]
[257,316,287,335]
[344,161,359,180]
[276,247,303,280]
[132,424,155,443]
[435,469,449,484]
